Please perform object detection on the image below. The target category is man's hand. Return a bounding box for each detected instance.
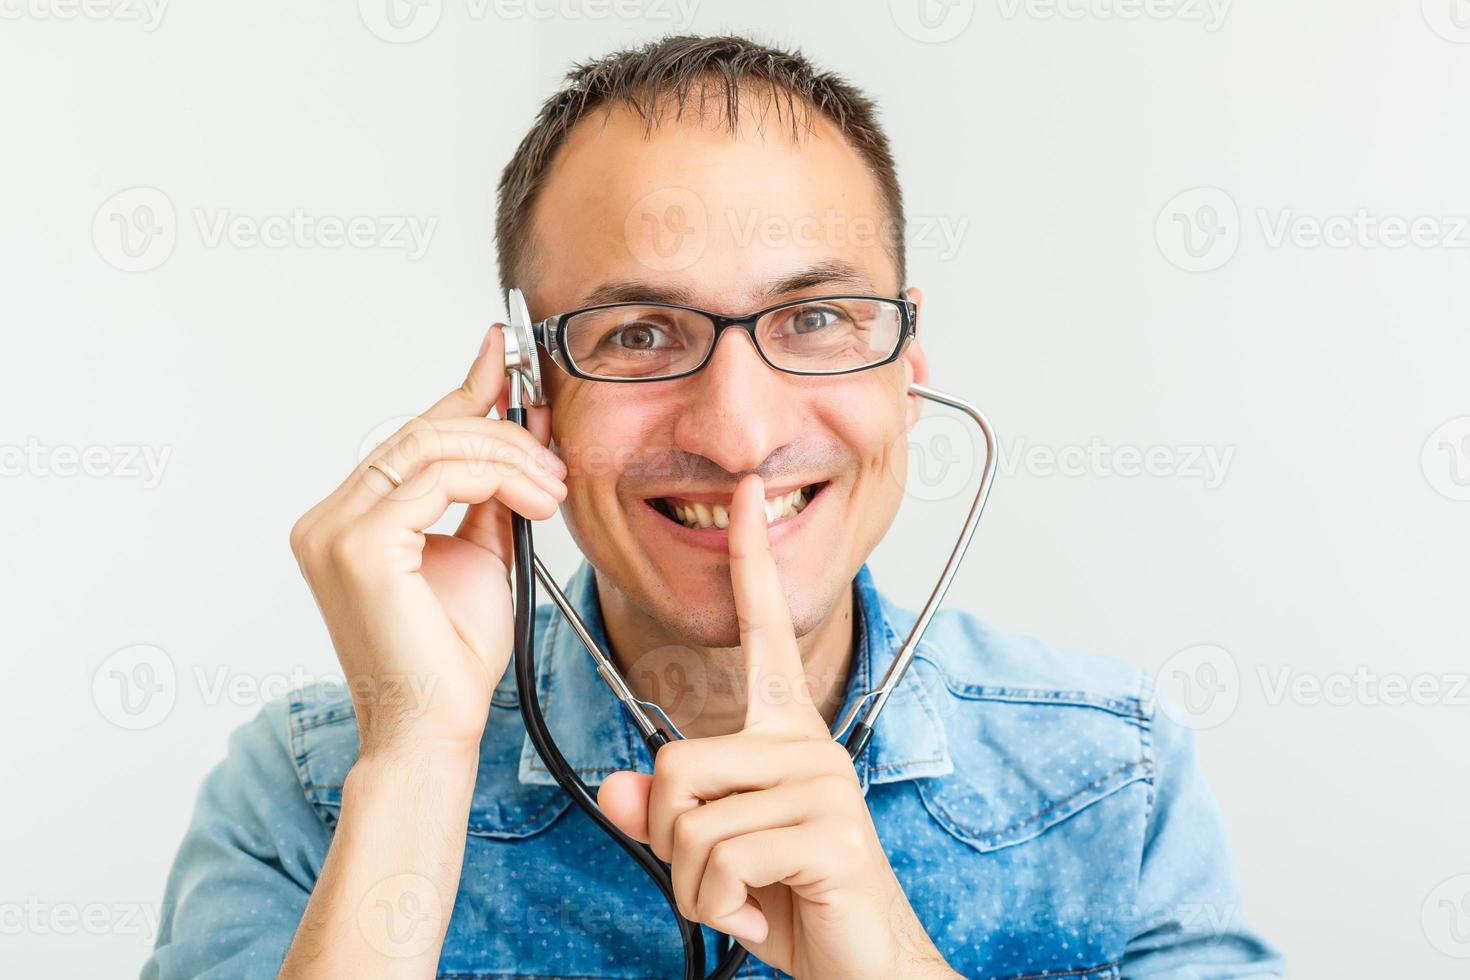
[598,474,957,979]
[280,326,565,979]
[288,324,565,760]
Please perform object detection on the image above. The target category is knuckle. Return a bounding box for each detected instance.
[288,516,311,558]
[819,818,868,864]
[813,737,854,772]
[812,771,854,801]
[400,415,435,439]
[705,839,740,881]
[670,808,711,857]
[291,522,332,570]
[654,739,693,784]
[454,427,494,460]
[327,527,370,568]
[396,420,441,461]
[834,821,867,856]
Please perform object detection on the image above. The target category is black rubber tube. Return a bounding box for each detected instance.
[510,500,706,979]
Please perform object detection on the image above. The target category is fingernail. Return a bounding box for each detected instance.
[541,449,568,477]
[478,325,497,360]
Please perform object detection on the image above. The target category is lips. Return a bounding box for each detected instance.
[648,483,824,530]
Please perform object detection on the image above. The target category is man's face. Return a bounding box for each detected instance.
[524,93,927,648]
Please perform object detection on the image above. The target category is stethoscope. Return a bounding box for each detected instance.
[500,287,998,980]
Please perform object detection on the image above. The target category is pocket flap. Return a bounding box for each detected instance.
[287,681,572,840]
[913,677,1151,852]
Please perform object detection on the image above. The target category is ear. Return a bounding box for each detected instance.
[901,286,930,431]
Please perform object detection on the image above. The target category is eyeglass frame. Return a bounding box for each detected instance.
[530,293,919,384]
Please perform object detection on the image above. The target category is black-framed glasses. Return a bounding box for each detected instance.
[530,293,916,383]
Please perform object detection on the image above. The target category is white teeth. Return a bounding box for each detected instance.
[663,487,813,530]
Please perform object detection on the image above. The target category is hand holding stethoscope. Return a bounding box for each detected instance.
[281,324,568,977]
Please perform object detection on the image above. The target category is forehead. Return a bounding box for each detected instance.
[526,90,897,315]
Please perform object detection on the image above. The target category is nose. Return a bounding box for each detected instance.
[672,328,800,477]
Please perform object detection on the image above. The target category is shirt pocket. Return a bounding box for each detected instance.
[287,682,573,839]
[912,682,1152,852]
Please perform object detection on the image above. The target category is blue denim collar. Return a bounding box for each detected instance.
[517,561,954,790]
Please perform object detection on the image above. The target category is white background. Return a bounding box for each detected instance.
[3,1,1468,976]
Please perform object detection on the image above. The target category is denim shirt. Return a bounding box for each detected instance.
[146,563,1284,979]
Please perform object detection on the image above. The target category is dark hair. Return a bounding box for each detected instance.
[494,33,906,298]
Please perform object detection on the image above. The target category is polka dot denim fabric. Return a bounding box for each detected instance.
[145,563,1284,979]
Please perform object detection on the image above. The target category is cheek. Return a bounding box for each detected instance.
[822,386,910,506]
[552,388,666,517]
[550,388,619,525]
[861,418,909,518]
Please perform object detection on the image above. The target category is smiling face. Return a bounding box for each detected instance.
[522,89,927,649]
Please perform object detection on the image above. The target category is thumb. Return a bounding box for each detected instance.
[597,771,652,844]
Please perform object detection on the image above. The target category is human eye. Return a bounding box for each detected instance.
[603,320,681,352]
[767,302,865,349]
[784,304,851,336]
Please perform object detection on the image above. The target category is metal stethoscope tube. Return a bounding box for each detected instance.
[505,328,998,978]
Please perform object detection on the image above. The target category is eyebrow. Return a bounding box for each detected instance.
[575,260,878,311]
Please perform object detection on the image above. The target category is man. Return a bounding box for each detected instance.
[147,34,1284,979]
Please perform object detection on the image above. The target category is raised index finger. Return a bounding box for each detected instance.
[728,473,819,731]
